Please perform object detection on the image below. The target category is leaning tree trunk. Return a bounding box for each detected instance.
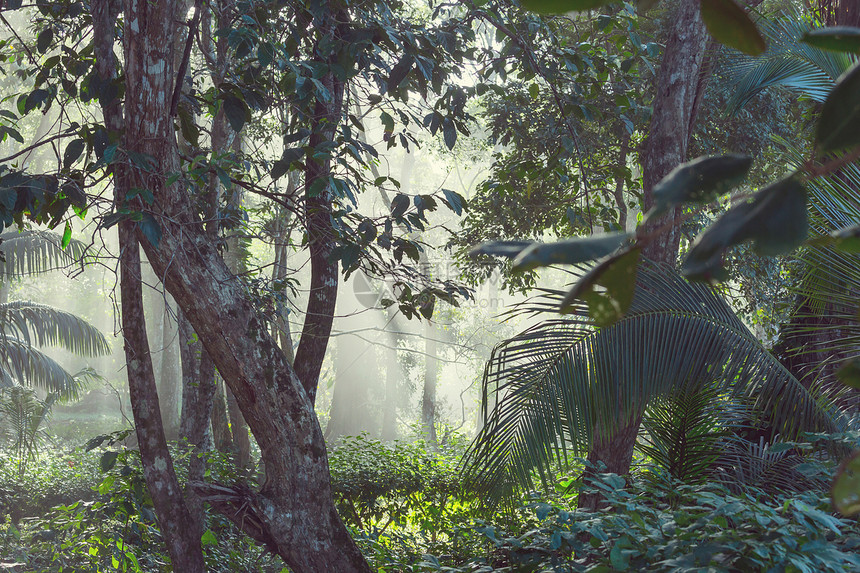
[116,0,371,569]
[581,0,710,509]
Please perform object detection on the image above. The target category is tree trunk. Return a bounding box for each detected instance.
[158,296,181,440]
[178,309,216,536]
[210,374,234,452]
[292,11,347,403]
[93,1,205,569]
[116,1,371,568]
[422,314,439,448]
[583,0,709,501]
[640,0,710,265]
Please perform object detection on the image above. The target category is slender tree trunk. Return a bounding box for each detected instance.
[178,309,216,536]
[159,297,181,440]
[93,1,205,568]
[210,375,234,452]
[583,0,709,506]
[292,11,347,403]
[422,310,439,448]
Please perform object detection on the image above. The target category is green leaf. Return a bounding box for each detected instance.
[63,139,85,169]
[511,232,630,272]
[832,450,860,515]
[469,240,536,259]
[380,111,394,134]
[528,83,540,99]
[831,224,860,253]
[100,450,119,473]
[136,212,162,248]
[561,248,640,326]
[390,193,410,218]
[36,27,53,54]
[387,55,412,94]
[837,357,860,389]
[177,106,199,147]
[441,188,465,216]
[647,154,752,220]
[222,95,248,133]
[700,0,766,56]
[61,221,72,249]
[816,61,860,152]
[443,117,457,150]
[201,529,218,546]
[803,27,860,54]
[520,0,614,14]
[257,41,275,68]
[682,176,807,282]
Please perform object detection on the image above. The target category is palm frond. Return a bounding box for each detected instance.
[0,301,110,357]
[0,229,90,279]
[0,337,85,400]
[640,384,750,483]
[462,263,837,500]
[724,17,855,114]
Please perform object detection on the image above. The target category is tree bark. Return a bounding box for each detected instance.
[93,1,205,569]
[115,1,370,568]
[640,0,710,265]
[584,0,710,498]
[291,11,347,403]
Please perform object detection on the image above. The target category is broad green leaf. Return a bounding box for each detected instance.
[837,357,860,389]
[561,248,640,326]
[683,177,807,282]
[647,154,752,220]
[512,232,629,272]
[380,111,394,134]
[177,106,199,147]
[61,221,72,249]
[201,529,218,546]
[443,117,457,150]
[803,27,860,54]
[521,0,614,13]
[441,188,466,216]
[387,55,412,93]
[700,0,766,56]
[36,27,53,54]
[469,240,536,259]
[832,451,860,515]
[100,450,119,473]
[816,61,860,152]
[390,193,410,218]
[137,212,162,248]
[63,139,85,169]
[222,95,248,133]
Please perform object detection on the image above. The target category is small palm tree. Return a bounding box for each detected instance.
[462,262,839,502]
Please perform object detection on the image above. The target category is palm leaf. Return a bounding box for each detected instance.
[462,263,837,500]
[724,16,855,115]
[0,229,90,279]
[0,301,110,357]
[640,383,750,483]
[0,337,86,400]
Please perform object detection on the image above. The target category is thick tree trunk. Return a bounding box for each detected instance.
[583,0,709,501]
[115,1,370,568]
[640,0,710,265]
